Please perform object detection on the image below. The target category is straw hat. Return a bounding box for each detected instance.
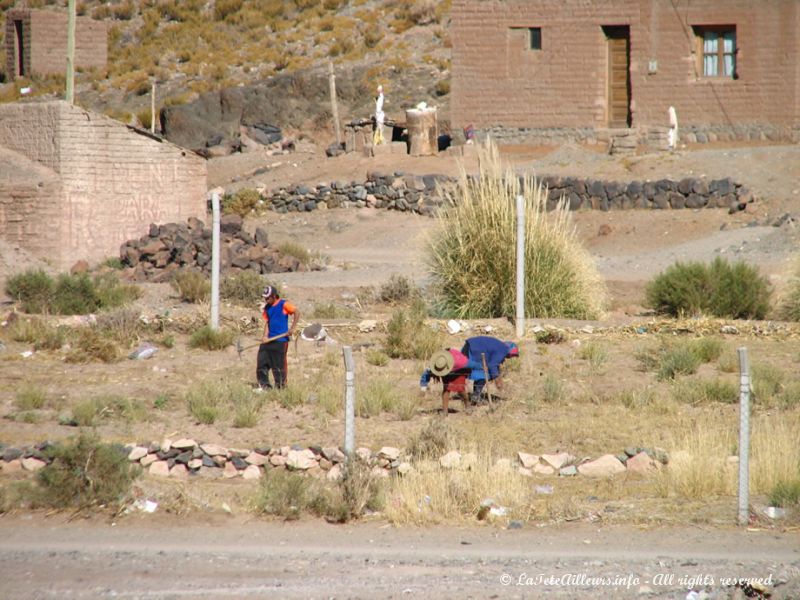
[430,350,455,377]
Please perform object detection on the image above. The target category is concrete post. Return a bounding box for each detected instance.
[342,345,355,456]
[737,346,750,526]
[210,192,220,330]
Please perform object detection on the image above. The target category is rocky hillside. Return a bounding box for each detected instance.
[0,0,452,146]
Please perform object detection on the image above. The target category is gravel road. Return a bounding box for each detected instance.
[0,516,797,599]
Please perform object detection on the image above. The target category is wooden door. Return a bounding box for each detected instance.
[604,26,631,128]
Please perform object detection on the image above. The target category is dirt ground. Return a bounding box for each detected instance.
[1,514,798,599]
[2,141,800,598]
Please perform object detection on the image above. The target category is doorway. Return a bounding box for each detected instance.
[14,20,25,77]
[603,25,631,128]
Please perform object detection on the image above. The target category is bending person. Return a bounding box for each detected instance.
[460,336,519,403]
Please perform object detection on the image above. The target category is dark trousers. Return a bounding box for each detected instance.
[256,341,289,389]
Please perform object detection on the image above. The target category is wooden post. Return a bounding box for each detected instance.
[66,0,76,104]
[328,61,341,148]
[150,82,156,134]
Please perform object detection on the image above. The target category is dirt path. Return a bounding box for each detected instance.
[0,516,797,599]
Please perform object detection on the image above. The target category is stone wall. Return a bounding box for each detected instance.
[451,0,800,140]
[0,438,668,482]
[0,102,207,268]
[258,172,753,216]
[5,8,107,79]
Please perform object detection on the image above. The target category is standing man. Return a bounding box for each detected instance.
[257,285,299,390]
[461,336,519,404]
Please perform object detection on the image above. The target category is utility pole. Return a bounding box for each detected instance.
[66,0,76,104]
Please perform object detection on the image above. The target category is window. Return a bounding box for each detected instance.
[529,27,542,50]
[694,26,736,78]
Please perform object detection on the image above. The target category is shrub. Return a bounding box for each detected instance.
[214,0,244,20]
[5,269,54,313]
[171,269,210,303]
[657,345,701,381]
[15,384,48,410]
[184,380,226,424]
[10,318,66,350]
[577,342,608,375]
[645,258,770,319]
[365,349,389,367]
[338,457,385,520]
[384,299,442,360]
[66,328,119,363]
[428,140,605,319]
[95,307,142,347]
[35,434,139,510]
[752,363,785,404]
[541,374,566,404]
[689,337,724,363]
[379,274,416,304]
[311,301,357,319]
[407,419,454,461]
[5,270,139,315]
[769,477,800,508]
[222,188,261,217]
[232,394,263,428]
[671,378,738,404]
[221,271,267,306]
[776,257,800,321]
[189,326,235,351]
[277,241,311,265]
[253,468,330,520]
[70,396,146,426]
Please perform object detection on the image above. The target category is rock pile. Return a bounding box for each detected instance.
[118,215,305,282]
[0,439,669,481]
[258,173,754,216]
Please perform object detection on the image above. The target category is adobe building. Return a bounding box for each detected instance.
[5,6,107,79]
[451,0,800,145]
[0,101,207,268]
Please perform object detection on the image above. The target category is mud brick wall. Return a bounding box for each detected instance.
[0,149,63,260]
[451,0,800,140]
[0,102,207,268]
[4,8,107,79]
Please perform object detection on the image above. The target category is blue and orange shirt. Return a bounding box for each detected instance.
[262,298,297,342]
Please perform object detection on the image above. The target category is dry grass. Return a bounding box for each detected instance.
[429,140,606,319]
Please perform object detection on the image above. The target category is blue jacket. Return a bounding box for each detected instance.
[461,336,514,381]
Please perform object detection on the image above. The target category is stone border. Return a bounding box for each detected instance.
[0,439,669,481]
[259,173,753,216]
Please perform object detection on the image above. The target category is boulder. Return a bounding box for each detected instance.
[577,454,626,478]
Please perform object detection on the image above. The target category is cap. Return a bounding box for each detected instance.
[505,341,519,357]
[262,285,277,298]
[430,350,455,377]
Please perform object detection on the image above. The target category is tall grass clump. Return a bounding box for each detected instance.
[775,256,800,321]
[34,433,139,510]
[384,299,442,360]
[646,258,770,319]
[385,453,531,525]
[221,271,268,306]
[189,325,235,350]
[171,269,210,303]
[428,140,605,319]
[184,378,258,425]
[6,270,140,314]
